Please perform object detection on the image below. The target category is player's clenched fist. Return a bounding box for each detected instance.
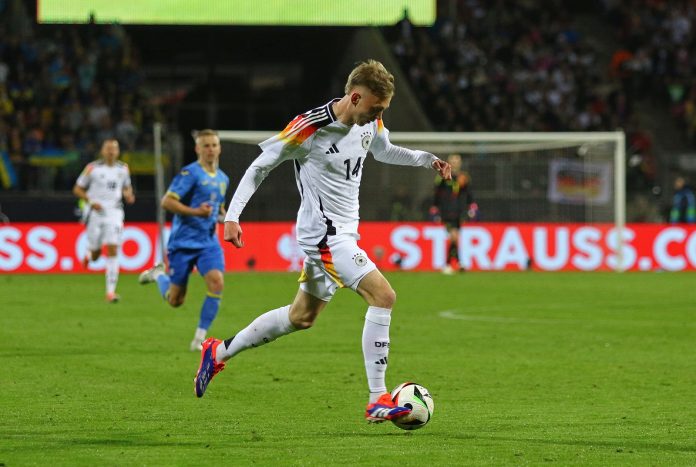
[224,221,244,248]
[196,202,214,217]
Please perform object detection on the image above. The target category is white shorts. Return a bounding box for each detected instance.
[298,234,376,302]
[86,218,123,251]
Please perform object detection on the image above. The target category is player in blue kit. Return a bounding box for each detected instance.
[139,129,229,351]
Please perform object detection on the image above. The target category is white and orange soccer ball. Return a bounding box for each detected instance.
[390,382,434,430]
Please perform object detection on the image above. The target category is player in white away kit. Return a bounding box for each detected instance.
[194,60,451,423]
[73,139,135,303]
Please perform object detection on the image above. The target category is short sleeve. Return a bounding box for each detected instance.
[75,163,93,188]
[166,168,196,200]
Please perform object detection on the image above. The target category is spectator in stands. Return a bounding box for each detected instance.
[0,4,166,191]
[388,0,608,133]
[605,0,696,143]
[115,111,138,151]
[670,175,696,224]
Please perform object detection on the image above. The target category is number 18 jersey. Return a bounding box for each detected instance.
[75,160,132,224]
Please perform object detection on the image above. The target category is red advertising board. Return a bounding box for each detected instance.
[2,222,696,273]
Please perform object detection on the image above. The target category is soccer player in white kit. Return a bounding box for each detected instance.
[194,60,451,422]
[73,139,135,303]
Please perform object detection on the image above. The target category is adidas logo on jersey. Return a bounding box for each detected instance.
[325,144,339,154]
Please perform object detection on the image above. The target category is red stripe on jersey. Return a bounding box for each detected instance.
[279,115,322,146]
[318,243,344,286]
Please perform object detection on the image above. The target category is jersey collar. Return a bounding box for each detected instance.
[197,162,217,177]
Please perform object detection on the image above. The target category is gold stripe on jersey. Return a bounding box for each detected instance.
[318,242,344,287]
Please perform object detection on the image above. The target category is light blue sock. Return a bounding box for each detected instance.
[198,292,221,330]
[156,274,170,300]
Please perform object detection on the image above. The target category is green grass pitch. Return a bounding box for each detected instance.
[1,272,695,465]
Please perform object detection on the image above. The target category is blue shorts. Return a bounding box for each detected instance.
[167,245,225,287]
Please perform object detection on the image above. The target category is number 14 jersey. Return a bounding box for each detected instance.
[225,99,437,247]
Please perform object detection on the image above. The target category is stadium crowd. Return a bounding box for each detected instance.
[388,0,696,140]
[0,1,162,190]
[2,0,696,219]
[385,0,696,214]
[605,0,696,144]
[389,0,615,132]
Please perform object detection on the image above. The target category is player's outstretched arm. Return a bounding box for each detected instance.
[370,121,445,171]
[223,221,244,248]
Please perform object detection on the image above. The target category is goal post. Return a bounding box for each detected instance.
[150,122,184,267]
[215,130,627,270]
[153,122,167,265]
[385,131,627,234]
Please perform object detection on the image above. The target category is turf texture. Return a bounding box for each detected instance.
[1,272,695,465]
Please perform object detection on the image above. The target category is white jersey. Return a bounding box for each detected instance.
[226,99,437,246]
[76,160,131,224]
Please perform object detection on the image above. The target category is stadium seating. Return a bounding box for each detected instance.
[0,3,163,190]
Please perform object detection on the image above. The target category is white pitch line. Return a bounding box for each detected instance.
[438,310,566,325]
[437,310,696,327]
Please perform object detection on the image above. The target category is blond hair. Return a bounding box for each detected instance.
[194,129,218,142]
[344,59,395,99]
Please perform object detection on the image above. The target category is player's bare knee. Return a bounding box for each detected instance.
[291,315,316,330]
[289,304,319,330]
[205,271,224,292]
[208,280,223,294]
[379,287,397,308]
[289,308,316,329]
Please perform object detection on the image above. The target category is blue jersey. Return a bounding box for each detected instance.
[166,162,229,250]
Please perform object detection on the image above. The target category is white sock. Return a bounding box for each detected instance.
[363,306,392,403]
[105,257,119,295]
[216,305,295,362]
[193,327,206,342]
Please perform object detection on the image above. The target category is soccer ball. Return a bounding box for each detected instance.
[390,382,434,430]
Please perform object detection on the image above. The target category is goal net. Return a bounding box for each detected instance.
[216,130,625,228]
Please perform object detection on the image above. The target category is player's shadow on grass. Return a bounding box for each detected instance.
[461,435,696,454]
[60,437,204,448]
[353,431,444,437]
[1,432,204,448]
